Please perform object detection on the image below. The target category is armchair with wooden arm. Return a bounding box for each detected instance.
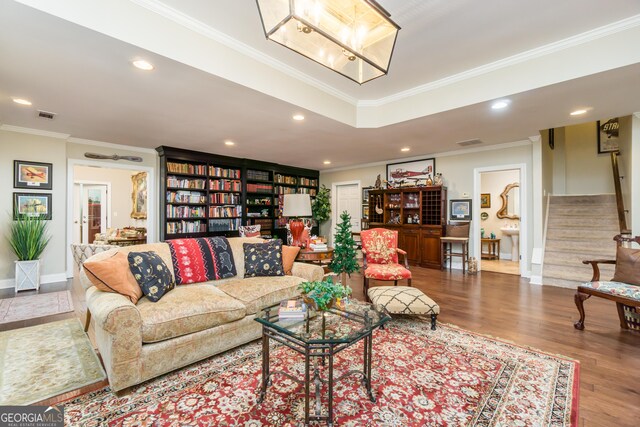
[361,228,412,302]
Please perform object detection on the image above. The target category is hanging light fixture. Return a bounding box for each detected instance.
[256,0,400,84]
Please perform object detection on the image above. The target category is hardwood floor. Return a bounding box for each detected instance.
[2,267,638,426]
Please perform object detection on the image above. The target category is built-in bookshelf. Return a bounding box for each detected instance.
[157,147,319,240]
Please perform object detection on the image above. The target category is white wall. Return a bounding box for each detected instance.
[320,141,535,274]
[480,170,520,259]
[0,130,67,285]
[565,122,614,194]
[74,166,146,230]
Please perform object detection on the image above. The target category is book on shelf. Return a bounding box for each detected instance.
[278,300,307,319]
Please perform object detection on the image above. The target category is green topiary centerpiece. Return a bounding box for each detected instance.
[298,280,352,311]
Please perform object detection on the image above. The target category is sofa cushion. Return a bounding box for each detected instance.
[137,284,246,343]
[167,237,237,284]
[244,240,284,278]
[83,252,143,304]
[216,276,304,314]
[128,251,175,302]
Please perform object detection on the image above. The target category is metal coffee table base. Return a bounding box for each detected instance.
[258,326,377,426]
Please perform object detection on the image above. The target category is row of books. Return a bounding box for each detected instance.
[249,218,272,230]
[247,197,271,205]
[299,177,318,187]
[209,206,242,218]
[167,191,206,204]
[167,162,206,175]
[209,166,240,179]
[247,169,270,181]
[209,218,241,232]
[297,187,317,196]
[274,174,297,185]
[209,179,242,192]
[167,206,206,219]
[210,193,241,204]
[247,183,273,193]
[167,220,206,234]
[167,177,206,189]
[278,300,307,319]
[275,186,297,195]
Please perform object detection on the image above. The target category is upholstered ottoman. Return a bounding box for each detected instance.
[367,286,440,330]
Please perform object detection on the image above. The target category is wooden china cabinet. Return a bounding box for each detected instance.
[368,187,447,269]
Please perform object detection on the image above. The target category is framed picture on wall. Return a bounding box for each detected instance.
[450,199,472,221]
[14,160,53,190]
[386,158,435,186]
[597,118,620,154]
[13,192,52,219]
[480,193,491,208]
[131,172,148,219]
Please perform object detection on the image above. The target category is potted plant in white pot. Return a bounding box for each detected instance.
[8,212,51,294]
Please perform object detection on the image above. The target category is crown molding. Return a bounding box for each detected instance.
[633,112,640,119]
[358,14,640,108]
[128,0,358,106]
[321,139,533,173]
[0,124,69,140]
[67,137,157,154]
[528,135,542,143]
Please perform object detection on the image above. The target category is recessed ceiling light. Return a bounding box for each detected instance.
[570,109,587,116]
[292,114,305,121]
[224,141,235,146]
[323,160,331,165]
[401,147,410,152]
[491,100,509,110]
[12,98,32,106]
[132,59,154,71]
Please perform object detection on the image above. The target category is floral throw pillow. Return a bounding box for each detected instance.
[128,251,175,302]
[244,240,284,277]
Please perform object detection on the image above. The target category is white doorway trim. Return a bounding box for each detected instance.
[330,180,361,245]
[473,163,528,277]
[66,159,156,278]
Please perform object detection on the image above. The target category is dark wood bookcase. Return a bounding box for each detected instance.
[368,186,447,269]
[157,146,319,241]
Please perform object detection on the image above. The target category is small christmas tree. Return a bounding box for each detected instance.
[329,211,360,286]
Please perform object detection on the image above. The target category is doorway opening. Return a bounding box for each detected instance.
[474,165,526,276]
[66,160,155,277]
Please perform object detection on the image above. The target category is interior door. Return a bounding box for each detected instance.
[80,184,108,244]
[335,183,362,232]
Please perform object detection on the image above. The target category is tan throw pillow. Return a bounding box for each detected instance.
[282,245,301,276]
[612,247,640,286]
[83,252,143,304]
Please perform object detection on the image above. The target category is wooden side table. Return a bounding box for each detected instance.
[481,238,500,260]
[296,247,334,272]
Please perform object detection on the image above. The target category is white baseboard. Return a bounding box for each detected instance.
[499,253,513,261]
[0,273,68,290]
[529,275,543,285]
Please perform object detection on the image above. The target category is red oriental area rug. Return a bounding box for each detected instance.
[63,319,579,426]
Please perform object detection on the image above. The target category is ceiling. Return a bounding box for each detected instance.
[1,0,640,170]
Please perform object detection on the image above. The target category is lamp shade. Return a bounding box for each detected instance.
[256,0,400,84]
[283,194,312,217]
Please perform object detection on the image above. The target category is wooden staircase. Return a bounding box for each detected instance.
[542,194,619,288]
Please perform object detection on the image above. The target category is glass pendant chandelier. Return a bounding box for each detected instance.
[256,0,400,84]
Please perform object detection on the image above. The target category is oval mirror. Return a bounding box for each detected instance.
[497,183,520,219]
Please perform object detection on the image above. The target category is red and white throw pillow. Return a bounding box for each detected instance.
[239,225,261,238]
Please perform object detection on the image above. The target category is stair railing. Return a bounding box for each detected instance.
[610,151,631,234]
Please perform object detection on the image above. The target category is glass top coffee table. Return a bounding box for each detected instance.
[255,298,391,427]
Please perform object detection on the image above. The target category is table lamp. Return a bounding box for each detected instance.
[283,194,312,247]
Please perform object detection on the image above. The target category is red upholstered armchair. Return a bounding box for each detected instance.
[361,228,412,301]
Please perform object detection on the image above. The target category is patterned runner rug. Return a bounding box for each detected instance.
[0,290,74,324]
[63,319,579,426]
[0,319,105,405]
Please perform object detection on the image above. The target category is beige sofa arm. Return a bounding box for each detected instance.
[291,262,325,282]
[86,286,143,391]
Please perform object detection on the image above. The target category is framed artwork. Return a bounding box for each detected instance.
[597,118,619,154]
[450,199,472,221]
[131,172,148,219]
[13,193,52,219]
[14,160,53,190]
[362,186,373,203]
[386,158,435,186]
[480,193,491,208]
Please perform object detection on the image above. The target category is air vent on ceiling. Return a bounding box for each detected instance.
[456,138,483,147]
[37,110,56,120]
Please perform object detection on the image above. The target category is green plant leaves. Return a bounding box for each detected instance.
[8,213,51,261]
[311,185,331,223]
[298,280,352,311]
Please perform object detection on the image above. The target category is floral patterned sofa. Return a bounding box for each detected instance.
[80,237,323,392]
